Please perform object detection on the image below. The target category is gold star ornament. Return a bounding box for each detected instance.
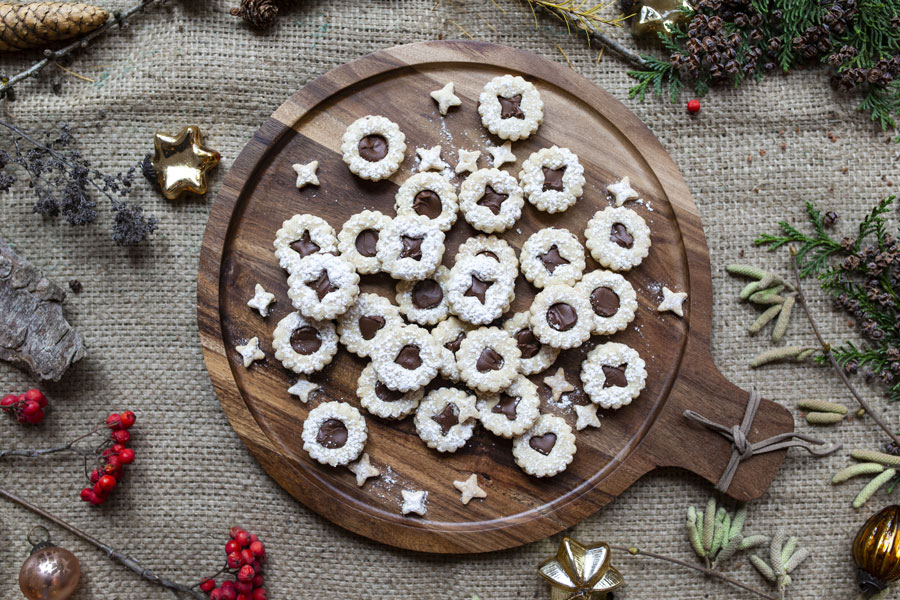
[152,126,220,200]
[538,537,624,600]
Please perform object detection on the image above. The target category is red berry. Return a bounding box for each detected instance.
[118,448,135,464]
[249,540,265,558]
[119,411,136,429]
[209,589,223,600]
[111,429,130,444]
[226,551,242,569]
[237,565,255,582]
[220,586,237,600]
[225,539,240,555]
[252,588,267,600]
[235,581,253,595]
[106,413,122,429]
[252,573,264,587]
[98,475,117,492]
[235,529,251,547]
[199,579,216,593]
[24,408,44,425]
[687,98,701,114]
[23,389,46,407]
[240,549,254,566]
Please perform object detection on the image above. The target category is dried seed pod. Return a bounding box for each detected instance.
[832,463,885,484]
[798,399,847,414]
[0,3,109,52]
[771,294,795,342]
[749,304,782,334]
[806,411,845,425]
[852,468,897,508]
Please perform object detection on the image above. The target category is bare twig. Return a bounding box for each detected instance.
[0,0,159,98]
[789,246,900,449]
[0,486,205,599]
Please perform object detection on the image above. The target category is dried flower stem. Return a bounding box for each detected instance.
[0,486,205,599]
[789,248,900,449]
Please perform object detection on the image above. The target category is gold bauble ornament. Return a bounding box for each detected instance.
[630,0,693,40]
[538,537,624,600]
[18,527,81,600]
[151,125,221,200]
[853,505,900,598]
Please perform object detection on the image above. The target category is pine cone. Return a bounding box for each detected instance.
[231,0,279,29]
[0,2,108,52]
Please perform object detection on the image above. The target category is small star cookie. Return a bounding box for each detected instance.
[348,452,380,487]
[416,145,449,172]
[453,474,487,505]
[292,161,319,189]
[488,141,516,168]
[658,286,688,317]
[236,337,265,368]
[543,367,575,402]
[287,378,318,403]
[430,82,461,115]
[608,176,639,207]
[247,283,275,317]
[574,403,602,431]
[455,149,480,174]
[401,489,427,516]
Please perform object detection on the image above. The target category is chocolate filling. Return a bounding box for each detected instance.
[358,315,385,340]
[354,229,378,257]
[610,223,634,248]
[411,279,443,309]
[375,381,404,402]
[590,287,620,318]
[400,235,424,260]
[432,403,460,435]
[514,328,541,359]
[542,166,567,191]
[412,190,443,219]
[290,230,320,257]
[539,245,570,274]
[476,347,504,372]
[498,94,525,119]
[316,418,348,449]
[307,270,338,301]
[602,364,628,388]
[477,185,508,215]
[477,250,499,261]
[464,274,493,304]
[546,302,578,332]
[529,432,557,455]
[492,393,519,420]
[395,344,423,370]
[358,134,388,162]
[444,332,465,353]
[290,325,321,355]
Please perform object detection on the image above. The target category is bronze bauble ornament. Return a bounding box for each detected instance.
[18,527,81,600]
[853,505,900,598]
[629,0,693,41]
[538,537,624,600]
[151,125,221,200]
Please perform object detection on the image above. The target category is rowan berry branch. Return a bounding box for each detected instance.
[0,486,206,599]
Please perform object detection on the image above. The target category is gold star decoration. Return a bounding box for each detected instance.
[152,125,220,200]
[538,537,624,600]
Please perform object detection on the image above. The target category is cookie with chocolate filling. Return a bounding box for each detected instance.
[585,206,651,272]
[518,146,585,214]
[357,363,423,420]
[502,311,559,375]
[478,74,543,141]
[396,266,451,326]
[477,374,540,438]
[376,215,446,281]
[581,342,647,410]
[520,227,586,289]
[430,316,473,381]
[458,168,524,234]
[414,387,479,453]
[512,413,577,478]
[336,293,403,358]
[456,326,521,393]
[273,214,337,273]
[574,270,638,335]
[301,401,368,467]
[370,324,442,392]
[286,253,360,320]
[528,284,593,350]
[340,115,406,181]
[338,210,391,275]
[272,312,339,375]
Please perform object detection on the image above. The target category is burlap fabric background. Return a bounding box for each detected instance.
[0,1,897,598]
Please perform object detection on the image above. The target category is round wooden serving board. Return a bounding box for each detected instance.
[198,40,795,554]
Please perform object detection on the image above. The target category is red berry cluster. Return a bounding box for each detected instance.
[80,411,137,506]
[1,389,49,425]
[199,527,267,600]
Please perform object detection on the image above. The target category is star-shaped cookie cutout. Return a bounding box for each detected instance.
[151,125,220,200]
[247,283,275,317]
[658,286,688,317]
[543,367,575,402]
[292,161,319,189]
[453,473,487,505]
[488,141,516,168]
[287,378,318,403]
[574,403,602,431]
[401,489,427,516]
[236,337,264,368]
[416,145,449,172]
[608,176,640,207]
[348,453,380,487]
[430,82,461,115]
[455,395,481,423]
[455,149,480,174]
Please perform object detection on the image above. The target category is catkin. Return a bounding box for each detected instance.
[771,294,795,342]
[749,304,783,334]
[727,264,768,279]
[798,399,847,414]
[852,468,897,508]
[832,462,885,484]
[805,411,845,425]
[850,449,900,467]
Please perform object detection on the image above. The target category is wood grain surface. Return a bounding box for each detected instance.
[197,40,795,554]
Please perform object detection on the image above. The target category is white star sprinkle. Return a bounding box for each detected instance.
[608,176,639,207]
[453,474,487,505]
[543,367,575,403]
[658,286,688,317]
[574,403,602,431]
[455,149,481,174]
[487,141,516,168]
[454,395,480,423]
[287,378,318,403]
[236,337,265,368]
[348,453,380,487]
[401,489,427,516]
[292,161,319,189]
[416,145,449,172]
[247,283,275,317]
[429,81,461,115]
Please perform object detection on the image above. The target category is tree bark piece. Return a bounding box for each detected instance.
[0,236,85,381]
[0,3,109,52]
